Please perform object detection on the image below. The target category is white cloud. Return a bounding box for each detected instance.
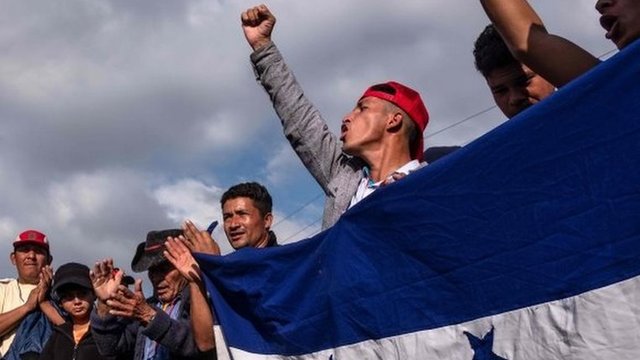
[153,178,222,227]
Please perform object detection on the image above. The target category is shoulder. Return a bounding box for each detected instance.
[0,278,17,294]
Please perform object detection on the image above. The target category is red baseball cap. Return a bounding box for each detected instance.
[360,81,429,161]
[14,229,49,250]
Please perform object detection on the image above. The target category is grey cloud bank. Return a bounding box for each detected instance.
[0,0,611,277]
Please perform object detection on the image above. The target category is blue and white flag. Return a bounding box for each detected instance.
[196,40,640,359]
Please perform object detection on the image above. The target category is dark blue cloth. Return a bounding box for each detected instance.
[197,39,640,356]
[2,311,51,360]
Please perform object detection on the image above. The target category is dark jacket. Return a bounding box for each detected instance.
[39,322,111,360]
[90,287,208,360]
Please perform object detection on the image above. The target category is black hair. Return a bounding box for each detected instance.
[473,24,519,77]
[221,182,273,217]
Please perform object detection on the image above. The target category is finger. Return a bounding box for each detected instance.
[241,10,250,24]
[97,259,112,276]
[134,279,144,296]
[108,309,133,317]
[106,299,134,312]
[177,235,195,252]
[257,4,272,19]
[163,240,181,262]
[168,237,188,253]
[184,220,200,238]
[91,261,104,279]
[115,285,135,299]
[163,249,176,266]
[249,7,260,23]
[40,267,52,282]
[103,258,114,273]
[175,238,190,253]
[113,268,123,285]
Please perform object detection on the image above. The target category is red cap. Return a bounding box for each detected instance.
[14,229,49,250]
[360,81,429,161]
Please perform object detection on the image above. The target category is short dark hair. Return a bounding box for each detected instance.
[473,24,519,77]
[221,182,273,217]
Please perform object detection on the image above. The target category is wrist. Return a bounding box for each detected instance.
[251,38,272,51]
[140,307,157,326]
[23,302,37,313]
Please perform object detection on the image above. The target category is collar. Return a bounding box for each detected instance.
[363,160,421,188]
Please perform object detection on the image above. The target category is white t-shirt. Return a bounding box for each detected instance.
[0,278,36,356]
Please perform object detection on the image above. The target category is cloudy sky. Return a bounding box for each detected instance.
[0,0,613,283]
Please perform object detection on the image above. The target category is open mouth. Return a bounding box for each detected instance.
[340,125,348,140]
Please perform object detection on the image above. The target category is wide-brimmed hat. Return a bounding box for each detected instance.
[52,262,92,296]
[131,229,183,273]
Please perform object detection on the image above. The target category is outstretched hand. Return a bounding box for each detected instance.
[164,237,202,283]
[182,220,221,255]
[241,4,276,51]
[90,258,123,302]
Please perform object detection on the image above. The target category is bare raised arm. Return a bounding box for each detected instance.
[165,237,216,352]
[480,0,601,87]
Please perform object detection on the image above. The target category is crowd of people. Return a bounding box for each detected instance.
[1,1,637,359]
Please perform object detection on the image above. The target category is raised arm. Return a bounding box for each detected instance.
[165,237,215,352]
[241,5,348,195]
[480,0,601,87]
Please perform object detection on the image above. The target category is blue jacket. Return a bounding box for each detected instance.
[2,311,51,360]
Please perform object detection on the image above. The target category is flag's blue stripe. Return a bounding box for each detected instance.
[197,39,640,356]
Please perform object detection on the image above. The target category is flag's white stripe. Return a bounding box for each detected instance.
[223,274,640,359]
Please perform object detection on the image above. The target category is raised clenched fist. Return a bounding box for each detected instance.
[241,4,276,51]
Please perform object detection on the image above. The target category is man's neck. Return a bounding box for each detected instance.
[364,150,413,183]
[254,231,272,249]
[355,137,414,182]
[17,277,38,285]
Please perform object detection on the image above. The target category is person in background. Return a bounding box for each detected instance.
[473,24,555,119]
[479,0,640,88]
[0,230,63,360]
[40,263,114,360]
[90,230,211,360]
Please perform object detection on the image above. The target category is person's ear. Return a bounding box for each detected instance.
[10,252,16,266]
[47,254,53,265]
[264,212,273,230]
[387,112,404,132]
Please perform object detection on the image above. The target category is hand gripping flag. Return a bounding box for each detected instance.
[197,40,640,359]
